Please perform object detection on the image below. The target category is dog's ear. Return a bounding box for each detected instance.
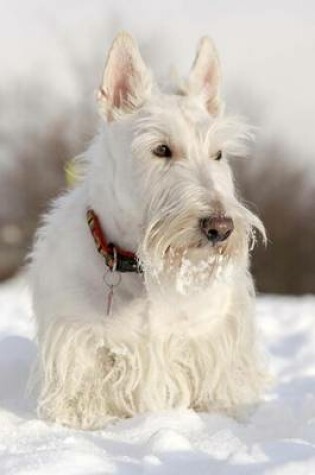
[184,36,222,116]
[98,32,152,120]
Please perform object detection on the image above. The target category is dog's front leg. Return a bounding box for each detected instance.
[35,317,137,429]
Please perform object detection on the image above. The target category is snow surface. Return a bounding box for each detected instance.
[0,275,314,474]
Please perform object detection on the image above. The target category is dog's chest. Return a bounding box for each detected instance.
[105,268,235,338]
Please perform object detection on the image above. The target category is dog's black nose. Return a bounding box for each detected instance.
[200,216,234,244]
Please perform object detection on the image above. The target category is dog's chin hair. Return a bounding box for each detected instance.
[138,204,265,278]
[138,213,199,272]
[139,233,235,297]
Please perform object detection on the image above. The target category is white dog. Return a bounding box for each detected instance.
[30,32,268,429]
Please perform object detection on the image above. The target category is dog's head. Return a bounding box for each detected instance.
[97,32,265,278]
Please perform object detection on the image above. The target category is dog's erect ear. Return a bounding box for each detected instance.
[185,36,222,116]
[98,32,152,120]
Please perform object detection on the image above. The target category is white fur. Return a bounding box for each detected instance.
[30,32,268,429]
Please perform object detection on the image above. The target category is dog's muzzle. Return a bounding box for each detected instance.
[200,215,234,244]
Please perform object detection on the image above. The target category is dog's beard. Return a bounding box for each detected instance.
[138,202,265,296]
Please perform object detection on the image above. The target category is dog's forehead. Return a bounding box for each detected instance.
[140,94,214,133]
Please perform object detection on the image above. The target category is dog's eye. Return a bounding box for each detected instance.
[214,150,222,161]
[153,144,172,158]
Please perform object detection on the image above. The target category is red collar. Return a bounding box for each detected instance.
[87,209,142,273]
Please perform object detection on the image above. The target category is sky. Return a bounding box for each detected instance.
[0,0,315,164]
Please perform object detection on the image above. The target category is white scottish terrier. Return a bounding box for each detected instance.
[30,32,267,429]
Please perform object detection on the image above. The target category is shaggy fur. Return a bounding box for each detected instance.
[30,32,268,429]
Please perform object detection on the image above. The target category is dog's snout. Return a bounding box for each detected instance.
[200,215,234,244]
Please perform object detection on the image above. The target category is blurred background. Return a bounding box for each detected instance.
[0,0,314,294]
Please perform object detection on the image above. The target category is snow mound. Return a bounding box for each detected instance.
[0,275,314,474]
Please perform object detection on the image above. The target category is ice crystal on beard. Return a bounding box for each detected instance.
[176,255,217,295]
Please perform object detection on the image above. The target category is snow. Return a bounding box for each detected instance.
[0,275,314,474]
